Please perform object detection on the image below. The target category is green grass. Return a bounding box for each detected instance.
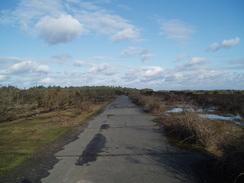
[0,102,109,177]
[0,118,69,177]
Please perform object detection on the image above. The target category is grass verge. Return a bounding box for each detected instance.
[0,101,110,177]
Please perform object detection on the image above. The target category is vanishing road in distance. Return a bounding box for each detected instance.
[42,95,210,183]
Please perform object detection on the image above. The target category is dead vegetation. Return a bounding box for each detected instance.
[0,85,135,177]
[0,85,134,123]
[129,91,244,182]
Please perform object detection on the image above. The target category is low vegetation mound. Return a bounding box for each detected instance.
[129,90,244,183]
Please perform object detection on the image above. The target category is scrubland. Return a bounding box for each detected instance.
[1,86,243,182]
[129,90,244,183]
[0,85,134,176]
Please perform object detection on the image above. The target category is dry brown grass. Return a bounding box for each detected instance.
[129,93,162,114]
[129,93,244,182]
[0,100,110,177]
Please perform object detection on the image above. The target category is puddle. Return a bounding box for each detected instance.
[198,114,244,126]
[76,133,106,166]
[165,106,244,126]
[201,106,217,112]
[166,106,217,113]
[166,107,200,113]
[100,124,110,130]
[31,113,40,117]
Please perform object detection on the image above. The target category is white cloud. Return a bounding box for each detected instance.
[40,77,53,84]
[174,57,207,72]
[0,60,35,75]
[142,66,164,77]
[0,75,7,81]
[140,50,154,63]
[159,19,196,43]
[88,63,117,75]
[124,66,165,83]
[120,47,153,62]
[187,57,207,65]
[208,37,240,52]
[222,37,240,47]
[111,27,139,42]
[1,0,139,44]
[91,56,113,61]
[73,60,91,67]
[0,57,25,69]
[35,65,49,73]
[0,59,51,82]
[120,47,141,58]
[35,14,85,45]
[78,11,140,41]
[73,60,117,75]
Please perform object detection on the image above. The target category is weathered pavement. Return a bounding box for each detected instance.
[41,95,210,183]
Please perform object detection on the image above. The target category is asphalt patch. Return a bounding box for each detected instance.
[76,133,106,166]
[100,124,110,130]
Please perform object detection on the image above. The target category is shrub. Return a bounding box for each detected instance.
[130,92,244,182]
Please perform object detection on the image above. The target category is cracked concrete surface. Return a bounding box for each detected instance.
[41,95,211,183]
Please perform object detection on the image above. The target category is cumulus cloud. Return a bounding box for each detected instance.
[187,57,207,65]
[124,66,165,83]
[0,59,50,80]
[175,57,207,71]
[35,65,49,73]
[0,57,25,69]
[35,15,85,45]
[1,0,139,44]
[0,60,35,75]
[78,11,140,41]
[142,66,164,77]
[208,37,240,52]
[73,60,117,75]
[40,77,53,84]
[111,27,139,42]
[88,63,117,75]
[120,47,153,62]
[120,47,140,58]
[158,19,196,43]
[73,60,91,67]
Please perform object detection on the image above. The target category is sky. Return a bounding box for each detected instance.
[0,0,243,90]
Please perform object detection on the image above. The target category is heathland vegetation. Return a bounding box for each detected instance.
[1,86,243,182]
[129,90,244,183]
[0,85,135,176]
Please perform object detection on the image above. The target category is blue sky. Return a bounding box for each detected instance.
[0,0,243,90]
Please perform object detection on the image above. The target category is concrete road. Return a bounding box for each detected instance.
[41,95,210,183]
